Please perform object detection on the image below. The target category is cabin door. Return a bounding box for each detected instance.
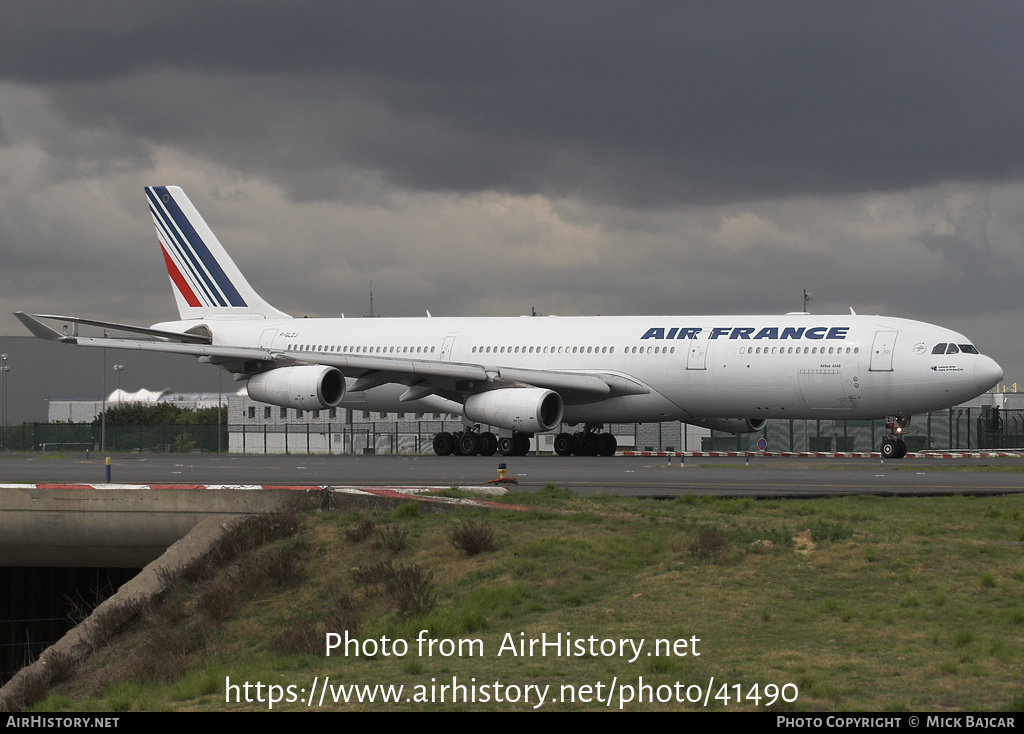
[869,331,897,372]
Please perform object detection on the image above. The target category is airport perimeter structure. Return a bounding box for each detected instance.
[7,404,1024,456]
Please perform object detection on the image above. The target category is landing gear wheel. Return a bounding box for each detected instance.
[451,431,465,455]
[458,431,481,456]
[432,432,455,456]
[478,432,498,456]
[881,437,908,459]
[598,432,617,456]
[578,432,600,456]
[554,432,574,456]
[498,436,515,456]
[513,433,531,455]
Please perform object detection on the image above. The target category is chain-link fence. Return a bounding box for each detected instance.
[1,407,1019,454]
[0,423,226,453]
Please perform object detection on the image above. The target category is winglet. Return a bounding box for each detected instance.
[14,312,73,341]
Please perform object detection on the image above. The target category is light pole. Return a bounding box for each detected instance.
[112,364,124,453]
[113,365,124,407]
[101,344,106,453]
[1,354,8,450]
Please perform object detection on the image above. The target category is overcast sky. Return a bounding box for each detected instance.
[1,2,1022,383]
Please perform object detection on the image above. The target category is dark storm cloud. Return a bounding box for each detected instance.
[4,2,1024,204]
[1,2,1022,380]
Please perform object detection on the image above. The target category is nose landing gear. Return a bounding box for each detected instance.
[880,436,907,459]
[880,416,911,459]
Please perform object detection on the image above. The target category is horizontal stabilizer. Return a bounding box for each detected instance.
[14,312,70,341]
[20,313,212,343]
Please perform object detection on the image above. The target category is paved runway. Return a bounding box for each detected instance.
[2,452,1022,497]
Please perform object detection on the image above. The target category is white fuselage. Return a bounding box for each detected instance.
[179,312,1002,426]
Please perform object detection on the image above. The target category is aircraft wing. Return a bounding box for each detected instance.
[15,312,649,400]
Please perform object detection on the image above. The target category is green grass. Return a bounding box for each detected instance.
[27,493,1024,712]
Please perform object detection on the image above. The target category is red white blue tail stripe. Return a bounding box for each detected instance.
[147,186,247,309]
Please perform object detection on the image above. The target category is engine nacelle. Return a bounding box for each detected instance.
[247,366,346,410]
[694,418,768,434]
[464,388,564,434]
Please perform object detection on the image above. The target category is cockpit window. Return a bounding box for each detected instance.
[945,343,960,354]
[959,344,979,354]
[932,343,947,354]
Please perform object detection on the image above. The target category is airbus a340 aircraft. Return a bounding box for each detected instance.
[17,186,1004,458]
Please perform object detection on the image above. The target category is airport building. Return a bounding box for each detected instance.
[16,386,1020,455]
[223,395,711,455]
[47,389,232,423]
[223,389,1021,455]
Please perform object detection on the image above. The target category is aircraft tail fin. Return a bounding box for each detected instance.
[146,186,290,321]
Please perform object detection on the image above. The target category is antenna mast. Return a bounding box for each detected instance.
[364,280,379,318]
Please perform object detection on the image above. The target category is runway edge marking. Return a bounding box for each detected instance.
[0,483,531,511]
[621,451,1023,459]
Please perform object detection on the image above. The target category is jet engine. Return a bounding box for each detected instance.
[694,418,768,434]
[464,388,564,434]
[247,366,345,410]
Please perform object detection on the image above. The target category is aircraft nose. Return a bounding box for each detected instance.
[975,355,1003,392]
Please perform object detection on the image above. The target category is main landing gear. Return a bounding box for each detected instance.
[432,428,530,456]
[553,424,617,457]
[880,415,910,459]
